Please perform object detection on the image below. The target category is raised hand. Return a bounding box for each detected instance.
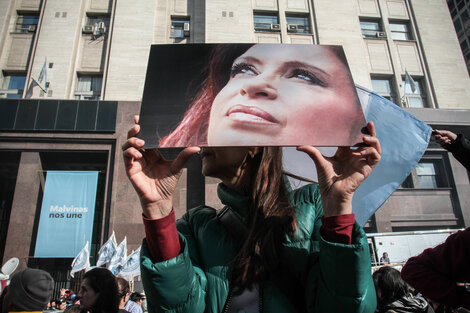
[122,115,200,219]
[432,129,457,147]
[297,121,381,217]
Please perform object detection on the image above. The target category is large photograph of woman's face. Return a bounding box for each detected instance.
[138,44,366,147]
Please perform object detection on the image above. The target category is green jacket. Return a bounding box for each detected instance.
[141,183,377,313]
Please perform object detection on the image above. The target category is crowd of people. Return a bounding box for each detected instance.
[0,268,147,313]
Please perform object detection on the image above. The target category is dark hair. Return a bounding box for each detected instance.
[129,292,143,303]
[81,268,118,313]
[230,147,297,289]
[115,277,129,299]
[373,266,410,308]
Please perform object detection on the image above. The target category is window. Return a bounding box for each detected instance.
[415,163,438,188]
[371,77,396,103]
[401,159,448,189]
[461,9,469,24]
[170,17,190,38]
[286,14,311,34]
[460,40,469,54]
[360,20,383,38]
[85,15,110,37]
[15,14,39,33]
[253,12,280,32]
[75,75,102,100]
[1,74,26,98]
[454,18,463,33]
[389,22,411,40]
[403,77,425,108]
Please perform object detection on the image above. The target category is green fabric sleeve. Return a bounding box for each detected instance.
[140,234,207,313]
[308,223,377,313]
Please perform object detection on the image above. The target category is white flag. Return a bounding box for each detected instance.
[405,70,417,94]
[108,237,127,274]
[96,231,117,267]
[117,246,141,280]
[70,241,90,278]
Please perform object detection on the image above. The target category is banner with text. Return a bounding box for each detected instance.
[34,171,99,258]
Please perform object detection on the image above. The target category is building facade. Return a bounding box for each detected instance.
[447,0,470,75]
[0,0,469,286]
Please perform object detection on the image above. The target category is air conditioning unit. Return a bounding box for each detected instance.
[183,22,190,32]
[376,31,386,38]
[270,23,280,30]
[98,21,106,34]
[93,23,101,36]
[287,24,298,33]
[28,25,36,32]
[82,25,94,34]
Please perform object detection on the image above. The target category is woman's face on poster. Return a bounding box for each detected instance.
[207,44,364,146]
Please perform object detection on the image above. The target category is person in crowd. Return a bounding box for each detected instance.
[129,293,144,308]
[124,293,142,313]
[48,300,57,310]
[56,299,67,311]
[123,112,381,312]
[401,129,469,311]
[431,129,469,170]
[116,278,130,313]
[78,268,118,313]
[0,268,54,313]
[380,252,391,265]
[158,43,366,147]
[373,266,435,313]
[139,293,147,313]
[63,305,81,313]
[401,227,470,310]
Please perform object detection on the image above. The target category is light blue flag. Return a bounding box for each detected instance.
[117,246,141,280]
[34,171,98,257]
[283,86,431,226]
[352,86,431,225]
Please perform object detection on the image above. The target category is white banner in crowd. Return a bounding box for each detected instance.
[96,231,118,267]
[117,246,141,280]
[108,236,127,274]
[283,86,431,226]
[70,241,90,278]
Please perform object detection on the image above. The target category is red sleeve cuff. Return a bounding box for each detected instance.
[143,209,181,262]
[321,213,355,245]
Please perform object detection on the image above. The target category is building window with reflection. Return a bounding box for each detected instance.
[389,21,412,40]
[75,75,102,100]
[401,158,448,189]
[371,77,397,104]
[1,74,26,98]
[253,12,280,32]
[403,77,426,108]
[15,14,39,33]
[286,14,311,34]
[360,20,384,38]
[170,17,190,39]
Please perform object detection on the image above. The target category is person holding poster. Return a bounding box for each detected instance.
[123,108,381,312]
[140,44,367,148]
